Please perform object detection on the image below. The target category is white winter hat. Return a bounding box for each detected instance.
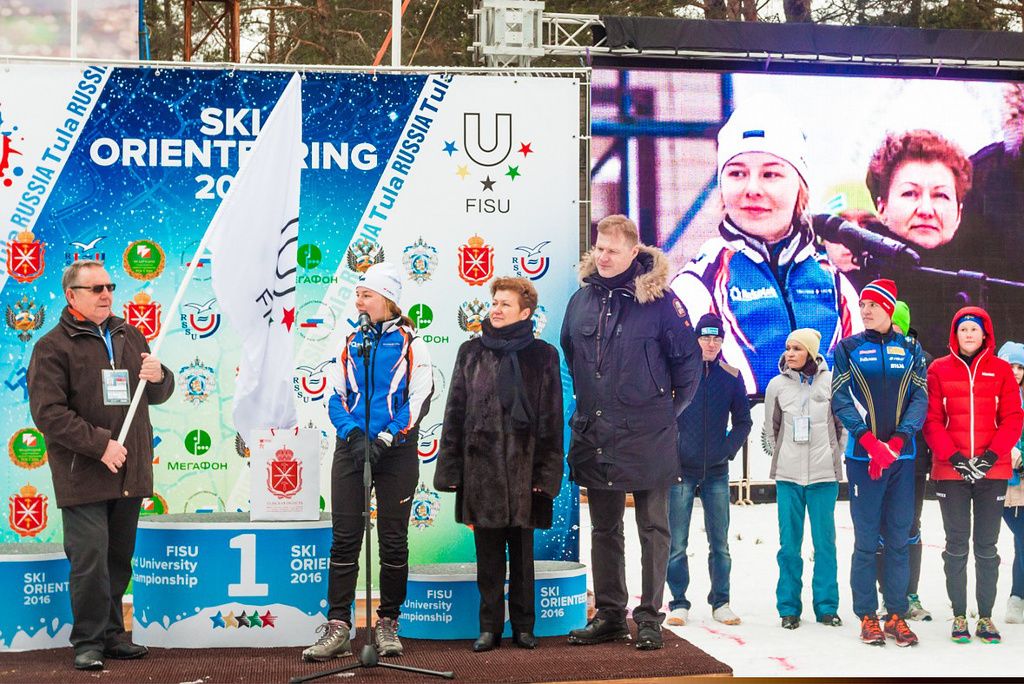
[716,100,809,186]
[357,262,403,303]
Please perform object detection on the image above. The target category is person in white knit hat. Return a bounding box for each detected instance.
[303,261,433,662]
[670,99,862,396]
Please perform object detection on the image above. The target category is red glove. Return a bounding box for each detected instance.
[886,436,905,456]
[859,433,897,480]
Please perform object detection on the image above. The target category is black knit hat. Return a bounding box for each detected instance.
[696,313,724,337]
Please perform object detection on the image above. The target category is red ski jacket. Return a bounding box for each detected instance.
[923,306,1024,481]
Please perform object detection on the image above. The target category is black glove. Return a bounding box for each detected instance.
[346,429,369,467]
[950,452,982,483]
[368,438,388,467]
[971,450,999,478]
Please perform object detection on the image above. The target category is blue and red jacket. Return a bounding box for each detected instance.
[327,318,433,443]
[672,219,860,395]
[831,327,928,461]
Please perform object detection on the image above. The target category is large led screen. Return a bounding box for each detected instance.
[592,69,1024,397]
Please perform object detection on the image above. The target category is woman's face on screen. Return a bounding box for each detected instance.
[878,160,962,250]
[720,152,801,244]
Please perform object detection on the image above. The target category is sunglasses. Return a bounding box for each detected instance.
[71,283,116,294]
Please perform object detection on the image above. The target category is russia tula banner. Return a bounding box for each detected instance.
[0,62,582,564]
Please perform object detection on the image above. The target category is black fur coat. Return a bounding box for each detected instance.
[433,337,564,529]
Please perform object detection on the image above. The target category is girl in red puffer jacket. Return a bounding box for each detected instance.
[923,306,1024,645]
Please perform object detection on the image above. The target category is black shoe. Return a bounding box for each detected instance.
[512,631,538,649]
[635,621,664,650]
[73,650,104,671]
[103,642,149,659]
[568,617,630,645]
[472,632,500,652]
[781,615,801,630]
[818,614,842,627]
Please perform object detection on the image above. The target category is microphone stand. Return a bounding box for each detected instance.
[292,322,453,683]
[857,253,1024,312]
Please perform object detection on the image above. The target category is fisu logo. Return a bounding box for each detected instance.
[463,113,512,167]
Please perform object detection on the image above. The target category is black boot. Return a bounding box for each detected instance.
[568,617,630,645]
[781,615,801,630]
[635,622,664,650]
[472,632,500,652]
[513,631,538,649]
[73,650,104,671]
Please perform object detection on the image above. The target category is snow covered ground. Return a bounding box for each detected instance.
[580,497,1019,677]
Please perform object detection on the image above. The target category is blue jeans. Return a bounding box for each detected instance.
[667,474,731,611]
[776,480,839,619]
[1003,506,1024,598]
[848,458,914,618]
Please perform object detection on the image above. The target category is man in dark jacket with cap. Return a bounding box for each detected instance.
[561,215,702,651]
[28,260,174,670]
[665,313,751,628]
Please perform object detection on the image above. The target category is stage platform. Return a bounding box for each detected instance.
[0,621,731,683]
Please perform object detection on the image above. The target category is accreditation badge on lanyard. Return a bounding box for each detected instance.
[100,326,131,406]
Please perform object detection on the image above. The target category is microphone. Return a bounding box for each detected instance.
[357,312,373,335]
[811,214,921,265]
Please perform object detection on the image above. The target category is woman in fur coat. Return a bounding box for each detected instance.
[434,276,564,653]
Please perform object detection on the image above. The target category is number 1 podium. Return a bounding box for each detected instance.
[132,513,331,648]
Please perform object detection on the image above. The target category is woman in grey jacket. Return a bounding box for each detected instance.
[762,328,845,630]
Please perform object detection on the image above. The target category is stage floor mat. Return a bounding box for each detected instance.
[0,622,732,683]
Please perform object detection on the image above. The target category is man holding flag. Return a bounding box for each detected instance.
[28,260,175,670]
[26,71,305,671]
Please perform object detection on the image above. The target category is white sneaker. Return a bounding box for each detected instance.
[666,608,689,626]
[712,604,741,625]
[1006,595,1024,624]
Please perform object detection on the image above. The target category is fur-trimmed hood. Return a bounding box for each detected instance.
[578,244,671,304]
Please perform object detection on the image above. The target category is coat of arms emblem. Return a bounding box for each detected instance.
[457,235,494,286]
[9,484,48,537]
[5,295,45,342]
[345,238,385,273]
[457,299,489,334]
[267,445,303,499]
[402,237,438,284]
[124,292,162,342]
[6,230,45,283]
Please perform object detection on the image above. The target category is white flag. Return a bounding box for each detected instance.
[208,73,301,445]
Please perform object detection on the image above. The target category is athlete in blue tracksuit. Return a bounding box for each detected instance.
[307,262,433,661]
[672,220,860,396]
[831,279,928,646]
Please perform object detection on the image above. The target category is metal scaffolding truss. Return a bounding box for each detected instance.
[474,2,1024,71]
[473,2,605,67]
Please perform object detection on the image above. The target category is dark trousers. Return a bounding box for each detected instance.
[876,463,927,595]
[327,437,418,625]
[587,487,669,625]
[473,526,535,633]
[935,478,1007,618]
[61,497,142,654]
[1002,506,1024,598]
[848,458,914,617]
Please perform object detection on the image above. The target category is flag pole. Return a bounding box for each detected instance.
[115,227,216,444]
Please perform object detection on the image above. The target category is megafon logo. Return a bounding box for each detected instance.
[0,106,24,188]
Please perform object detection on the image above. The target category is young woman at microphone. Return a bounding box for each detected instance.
[302,262,433,662]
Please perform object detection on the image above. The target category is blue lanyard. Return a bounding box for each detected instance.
[101,326,115,369]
